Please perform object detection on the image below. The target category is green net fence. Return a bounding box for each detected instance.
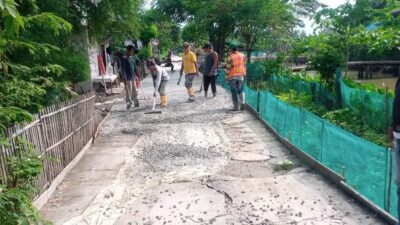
[246,62,393,124]
[341,82,393,131]
[218,66,397,218]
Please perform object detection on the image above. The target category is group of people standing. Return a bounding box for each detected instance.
[117,41,247,112]
[180,42,247,111]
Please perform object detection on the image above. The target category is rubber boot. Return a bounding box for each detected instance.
[231,98,239,111]
[205,92,208,98]
[188,88,195,101]
[239,93,245,111]
[161,96,168,108]
[231,105,239,111]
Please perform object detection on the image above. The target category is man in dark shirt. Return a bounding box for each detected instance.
[201,43,219,98]
[123,45,139,109]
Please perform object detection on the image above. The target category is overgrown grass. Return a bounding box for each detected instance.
[273,160,294,172]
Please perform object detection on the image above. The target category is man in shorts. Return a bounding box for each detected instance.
[180,42,198,102]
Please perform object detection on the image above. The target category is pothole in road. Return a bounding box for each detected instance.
[137,143,225,173]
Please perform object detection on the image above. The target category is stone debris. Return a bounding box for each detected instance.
[137,143,224,172]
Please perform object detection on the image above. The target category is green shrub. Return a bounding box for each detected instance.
[0,138,50,225]
[51,49,90,84]
[322,108,386,146]
[263,53,289,77]
[273,160,294,172]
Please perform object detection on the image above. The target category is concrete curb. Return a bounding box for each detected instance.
[34,138,93,209]
[245,104,398,225]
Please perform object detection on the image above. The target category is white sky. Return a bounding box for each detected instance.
[143,0,152,10]
[302,0,353,34]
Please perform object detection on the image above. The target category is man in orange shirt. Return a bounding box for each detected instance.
[180,42,198,102]
[225,44,246,111]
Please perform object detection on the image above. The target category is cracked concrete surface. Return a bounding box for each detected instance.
[41,65,386,225]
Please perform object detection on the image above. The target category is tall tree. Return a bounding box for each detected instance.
[68,0,143,42]
[155,0,323,60]
[234,0,295,61]
[181,21,208,45]
[155,0,236,59]
[141,9,181,55]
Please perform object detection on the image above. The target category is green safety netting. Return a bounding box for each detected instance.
[247,62,393,117]
[341,81,393,131]
[217,66,398,218]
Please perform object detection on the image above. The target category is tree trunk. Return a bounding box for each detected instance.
[210,33,216,51]
[209,28,228,62]
[211,34,225,62]
[246,49,252,63]
[245,37,256,63]
[218,34,225,61]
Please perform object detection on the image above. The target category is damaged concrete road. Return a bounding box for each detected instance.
[41,69,386,225]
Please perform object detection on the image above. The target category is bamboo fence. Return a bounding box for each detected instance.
[0,92,100,196]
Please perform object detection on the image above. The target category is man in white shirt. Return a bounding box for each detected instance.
[146,60,170,108]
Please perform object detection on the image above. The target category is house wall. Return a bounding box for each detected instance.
[88,45,100,79]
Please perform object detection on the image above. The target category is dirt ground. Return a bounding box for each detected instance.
[41,65,386,225]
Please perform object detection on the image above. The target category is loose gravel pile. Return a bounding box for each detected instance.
[140,109,228,125]
[137,143,224,172]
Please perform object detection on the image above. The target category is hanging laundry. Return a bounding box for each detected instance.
[98,52,106,76]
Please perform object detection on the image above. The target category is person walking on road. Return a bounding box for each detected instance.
[180,42,198,102]
[202,43,219,98]
[123,45,139,109]
[165,49,174,71]
[147,60,170,108]
[225,44,246,111]
[389,77,400,225]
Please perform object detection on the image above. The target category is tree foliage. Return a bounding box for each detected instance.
[181,22,208,45]
[68,0,143,43]
[292,0,400,85]
[0,0,145,222]
[234,0,295,61]
[155,0,321,61]
[0,0,72,131]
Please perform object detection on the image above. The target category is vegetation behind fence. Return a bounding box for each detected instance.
[0,92,100,197]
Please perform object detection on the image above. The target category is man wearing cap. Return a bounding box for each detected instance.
[202,43,219,98]
[180,42,198,102]
[225,44,246,111]
[146,60,169,108]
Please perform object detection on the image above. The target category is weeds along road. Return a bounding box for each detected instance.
[42,65,385,225]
